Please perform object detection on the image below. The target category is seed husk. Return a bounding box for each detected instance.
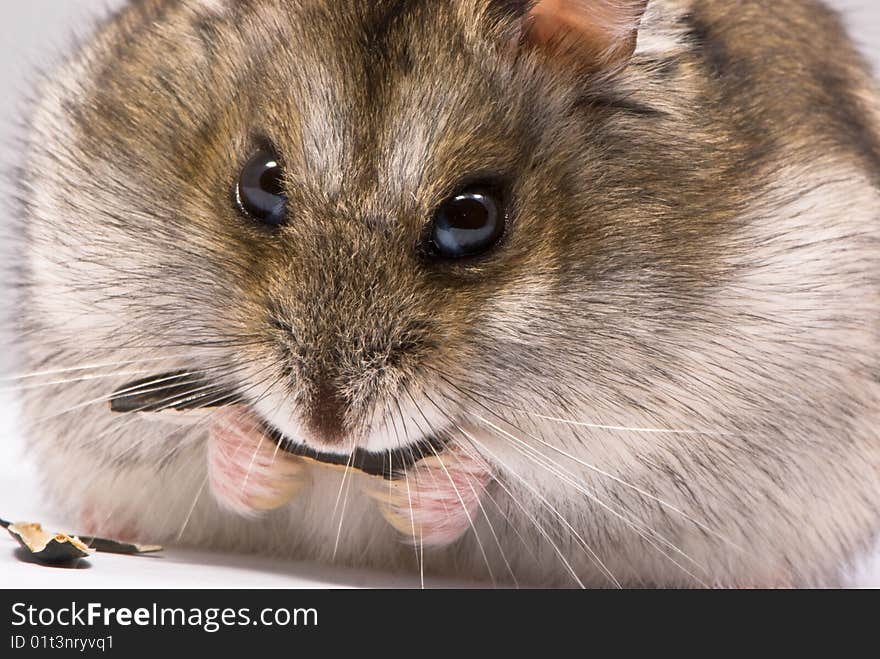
[109,371,233,413]
[111,373,449,480]
[4,519,164,566]
[6,522,91,566]
[78,536,163,555]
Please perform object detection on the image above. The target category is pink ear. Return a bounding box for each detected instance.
[525,0,649,71]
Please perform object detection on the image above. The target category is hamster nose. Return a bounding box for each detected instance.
[302,380,349,448]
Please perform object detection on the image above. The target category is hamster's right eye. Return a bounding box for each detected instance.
[235,147,288,226]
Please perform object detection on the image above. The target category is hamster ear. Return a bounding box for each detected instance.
[522,0,649,72]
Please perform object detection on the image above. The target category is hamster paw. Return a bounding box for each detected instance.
[367,447,493,548]
[208,407,308,517]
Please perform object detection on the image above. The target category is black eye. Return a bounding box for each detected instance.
[430,185,507,259]
[235,147,288,226]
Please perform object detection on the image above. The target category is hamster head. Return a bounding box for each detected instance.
[23,0,667,454]
[17,0,880,586]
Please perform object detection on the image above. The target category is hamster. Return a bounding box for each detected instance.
[10,0,880,587]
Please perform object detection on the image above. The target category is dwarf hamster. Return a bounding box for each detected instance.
[11,0,880,587]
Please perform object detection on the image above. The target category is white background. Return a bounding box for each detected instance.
[0,1,878,588]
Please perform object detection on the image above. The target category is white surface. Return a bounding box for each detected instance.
[1,1,879,589]
[1,544,424,589]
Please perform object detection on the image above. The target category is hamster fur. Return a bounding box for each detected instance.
[11,0,880,587]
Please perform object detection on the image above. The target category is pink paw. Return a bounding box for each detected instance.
[208,407,308,517]
[369,447,494,548]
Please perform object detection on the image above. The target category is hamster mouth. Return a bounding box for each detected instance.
[109,371,447,480]
[259,423,447,480]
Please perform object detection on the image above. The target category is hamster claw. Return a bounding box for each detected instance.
[208,408,309,517]
[367,448,493,548]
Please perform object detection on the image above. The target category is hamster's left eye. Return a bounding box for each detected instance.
[428,184,507,259]
[235,147,288,226]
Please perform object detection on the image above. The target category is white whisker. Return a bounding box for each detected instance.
[470,412,743,554]
[457,426,621,588]
[473,417,711,585]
